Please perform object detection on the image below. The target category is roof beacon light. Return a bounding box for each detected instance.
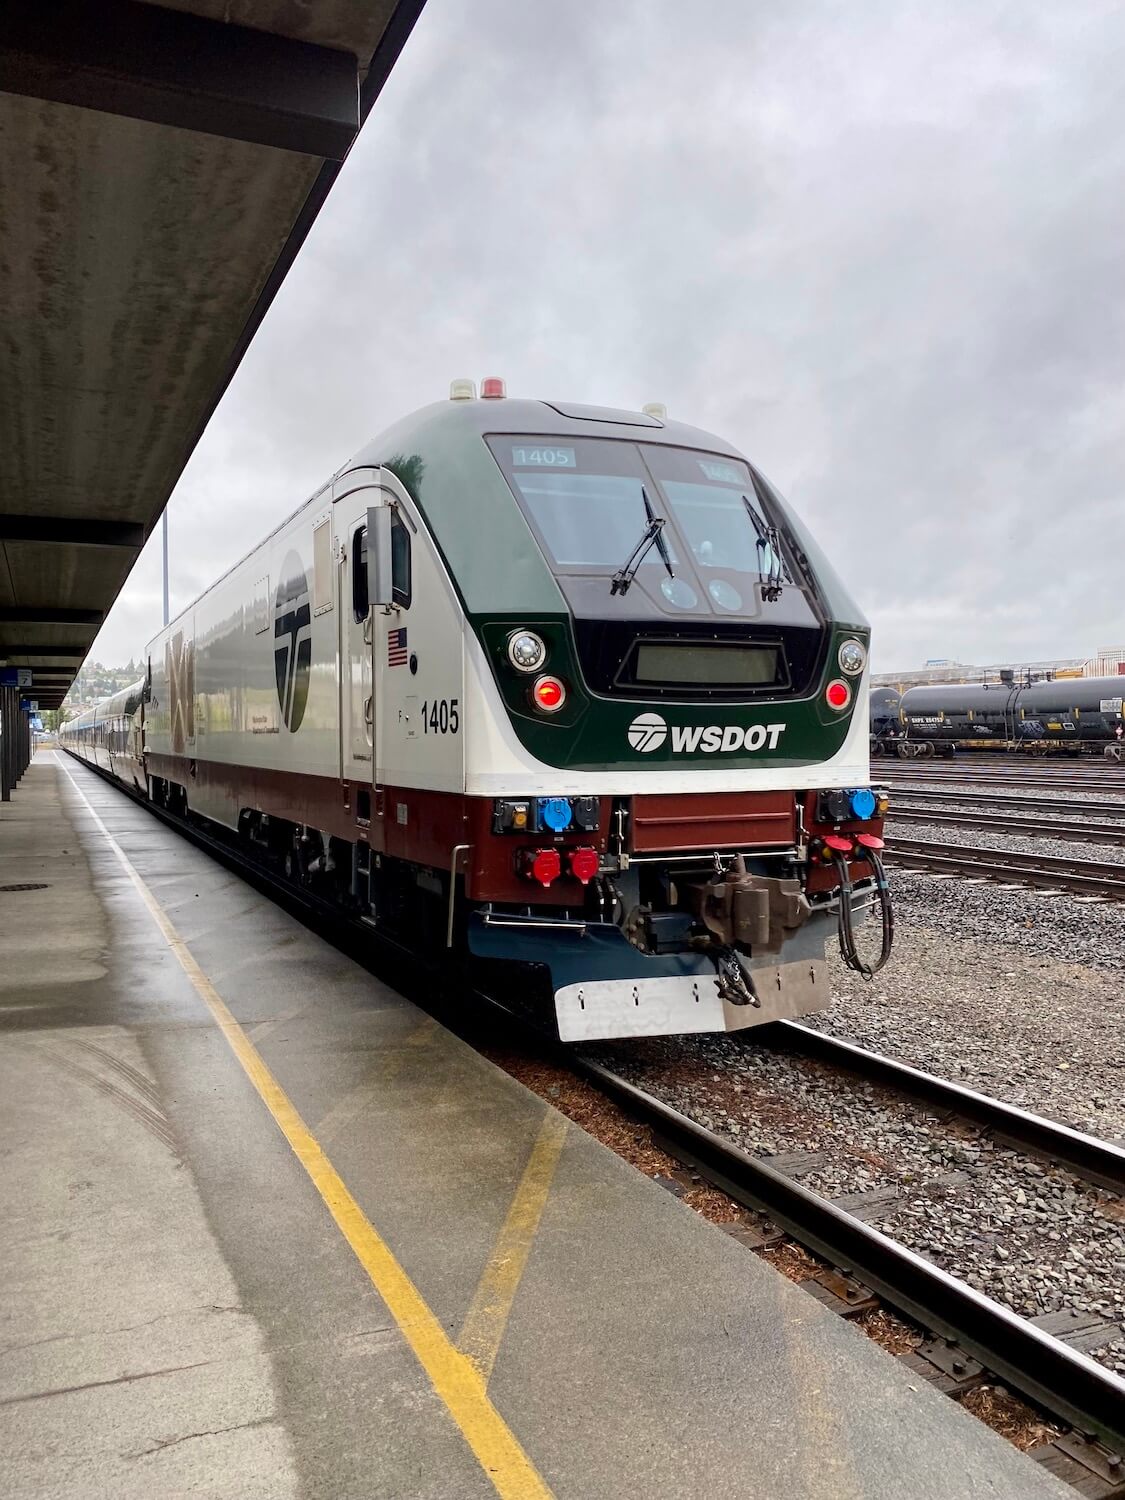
[642,402,667,420]
[825,678,851,712]
[532,675,566,713]
[449,378,476,401]
[480,376,507,399]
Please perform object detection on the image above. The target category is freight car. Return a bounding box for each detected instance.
[898,677,1125,759]
[62,383,893,1039]
[869,687,904,756]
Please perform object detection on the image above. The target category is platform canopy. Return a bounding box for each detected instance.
[0,0,425,709]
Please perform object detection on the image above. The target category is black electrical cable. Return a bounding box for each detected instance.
[833,851,894,979]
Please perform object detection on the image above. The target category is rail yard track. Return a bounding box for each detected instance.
[888,804,1125,845]
[877,765,1125,794]
[884,836,1125,897]
[884,786,1125,820]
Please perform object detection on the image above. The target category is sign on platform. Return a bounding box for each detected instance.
[0,668,32,688]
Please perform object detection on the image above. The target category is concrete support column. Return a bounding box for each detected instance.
[0,687,31,801]
[0,686,12,802]
[19,703,30,779]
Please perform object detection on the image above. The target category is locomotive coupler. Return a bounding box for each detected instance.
[690,856,810,955]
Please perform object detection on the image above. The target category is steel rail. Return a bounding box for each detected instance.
[884,837,1125,896]
[571,1054,1125,1452]
[878,769,1125,793]
[765,1021,1125,1194]
[888,805,1125,845]
[886,786,1125,819]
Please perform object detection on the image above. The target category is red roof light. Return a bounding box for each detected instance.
[480,376,507,399]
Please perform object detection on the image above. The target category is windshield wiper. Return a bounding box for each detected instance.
[742,494,790,602]
[610,487,675,596]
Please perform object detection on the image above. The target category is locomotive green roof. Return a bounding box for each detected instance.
[351,398,865,625]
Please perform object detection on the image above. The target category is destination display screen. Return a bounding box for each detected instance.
[634,642,780,686]
[511,445,577,468]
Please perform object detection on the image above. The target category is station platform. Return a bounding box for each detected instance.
[0,753,1069,1500]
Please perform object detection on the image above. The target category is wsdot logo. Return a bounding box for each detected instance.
[627,712,668,752]
[626,712,786,755]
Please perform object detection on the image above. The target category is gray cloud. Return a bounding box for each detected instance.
[91,0,1125,674]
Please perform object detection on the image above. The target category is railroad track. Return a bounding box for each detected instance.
[888,804,1125,846]
[763,1022,1125,1194]
[884,786,1125,820]
[884,835,1125,896]
[879,768,1125,794]
[569,1047,1125,1457]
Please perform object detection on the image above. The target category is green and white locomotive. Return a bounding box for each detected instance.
[63,381,892,1039]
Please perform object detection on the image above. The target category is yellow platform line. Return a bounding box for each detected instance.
[58,762,555,1500]
[459,1110,569,1383]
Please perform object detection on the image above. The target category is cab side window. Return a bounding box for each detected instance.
[391,512,412,610]
[352,525,369,621]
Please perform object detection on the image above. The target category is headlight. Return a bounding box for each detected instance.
[507,631,547,673]
[838,638,867,676]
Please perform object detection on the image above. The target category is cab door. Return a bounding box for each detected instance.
[340,516,374,780]
[333,470,381,786]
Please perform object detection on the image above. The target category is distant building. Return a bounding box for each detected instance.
[873,649,1125,691]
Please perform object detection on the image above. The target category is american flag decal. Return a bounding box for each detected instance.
[387,626,408,667]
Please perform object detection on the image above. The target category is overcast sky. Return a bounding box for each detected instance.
[91,0,1125,674]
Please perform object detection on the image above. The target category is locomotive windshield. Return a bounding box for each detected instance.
[489,439,680,571]
[488,436,790,605]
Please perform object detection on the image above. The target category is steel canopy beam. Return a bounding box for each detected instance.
[0,644,90,658]
[0,515,145,548]
[0,0,360,159]
[0,608,104,625]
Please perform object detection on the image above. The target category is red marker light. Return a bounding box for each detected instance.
[524,848,561,886]
[532,675,566,713]
[480,376,507,399]
[568,847,600,884]
[825,679,851,711]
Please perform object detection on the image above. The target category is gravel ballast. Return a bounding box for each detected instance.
[588,1031,1125,1377]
